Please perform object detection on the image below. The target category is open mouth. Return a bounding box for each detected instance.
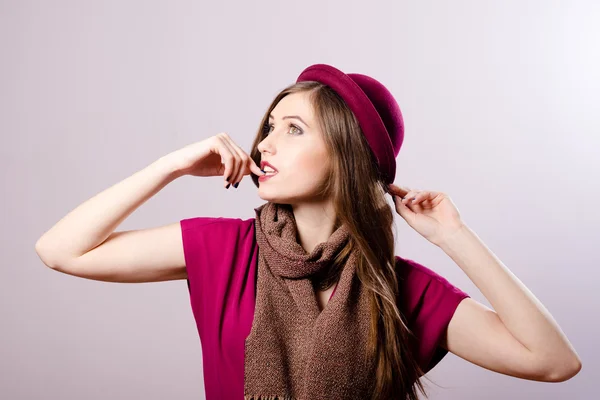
[259,169,278,181]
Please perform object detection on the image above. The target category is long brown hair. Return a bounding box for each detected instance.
[249,81,429,399]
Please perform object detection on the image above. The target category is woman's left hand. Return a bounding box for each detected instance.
[388,183,465,247]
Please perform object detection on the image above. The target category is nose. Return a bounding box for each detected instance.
[257,131,276,155]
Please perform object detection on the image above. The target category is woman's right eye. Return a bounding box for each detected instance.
[262,123,273,134]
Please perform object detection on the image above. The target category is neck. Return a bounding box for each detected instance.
[290,200,338,254]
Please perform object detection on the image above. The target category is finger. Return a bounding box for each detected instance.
[417,197,434,209]
[388,183,410,198]
[401,189,420,204]
[393,193,415,219]
[234,147,264,177]
[219,134,244,186]
[401,191,427,214]
[408,199,425,214]
[220,134,249,186]
[221,135,265,185]
[415,191,440,208]
[246,157,265,177]
[216,135,239,188]
[407,190,429,205]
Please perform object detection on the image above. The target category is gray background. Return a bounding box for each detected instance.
[2,0,598,399]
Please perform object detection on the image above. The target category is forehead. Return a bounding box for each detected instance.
[271,91,314,120]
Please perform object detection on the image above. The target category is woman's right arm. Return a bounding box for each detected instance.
[35,157,188,283]
[34,133,264,283]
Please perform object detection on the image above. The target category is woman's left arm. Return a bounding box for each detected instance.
[388,184,582,382]
[438,224,581,382]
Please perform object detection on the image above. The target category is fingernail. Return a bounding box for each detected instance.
[226,183,231,189]
[233,182,239,188]
[226,176,231,182]
[260,169,265,174]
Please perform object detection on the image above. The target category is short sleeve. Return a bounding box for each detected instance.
[180,216,253,296]
[179,216,257,333]
[396,256,470,374]
[180,217,225,295]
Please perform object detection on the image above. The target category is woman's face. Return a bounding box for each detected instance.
[257,91,331,204]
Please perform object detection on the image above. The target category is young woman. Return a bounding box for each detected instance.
[35,64,581,400]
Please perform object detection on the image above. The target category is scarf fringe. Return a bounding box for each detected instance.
[244,396,296,400]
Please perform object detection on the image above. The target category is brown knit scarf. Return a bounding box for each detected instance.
[244,202,376,400]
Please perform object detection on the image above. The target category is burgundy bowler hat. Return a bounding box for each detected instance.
[296,63,403,185]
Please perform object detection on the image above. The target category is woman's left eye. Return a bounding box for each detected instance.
[264,123,303,136]
[289,124,303,135]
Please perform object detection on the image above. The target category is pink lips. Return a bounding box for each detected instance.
[258,173,276,182]
[259,161,278,182]
[260,161,278,172]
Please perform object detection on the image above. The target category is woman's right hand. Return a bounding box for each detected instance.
[165,132,265,188]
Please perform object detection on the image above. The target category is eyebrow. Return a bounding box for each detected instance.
[268,114,310,128]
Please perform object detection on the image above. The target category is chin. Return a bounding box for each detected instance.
[257,187,295,204]
[258,193,287,204]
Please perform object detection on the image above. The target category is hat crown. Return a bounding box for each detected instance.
[296,63,402,184]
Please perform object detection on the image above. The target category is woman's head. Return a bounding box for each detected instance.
[251,81,385,209]
[253,86,332,205]
[250,81,428,400]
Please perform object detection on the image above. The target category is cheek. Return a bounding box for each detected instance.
[288,150,329,178]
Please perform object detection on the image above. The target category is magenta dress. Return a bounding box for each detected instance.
[180,216,470,400]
